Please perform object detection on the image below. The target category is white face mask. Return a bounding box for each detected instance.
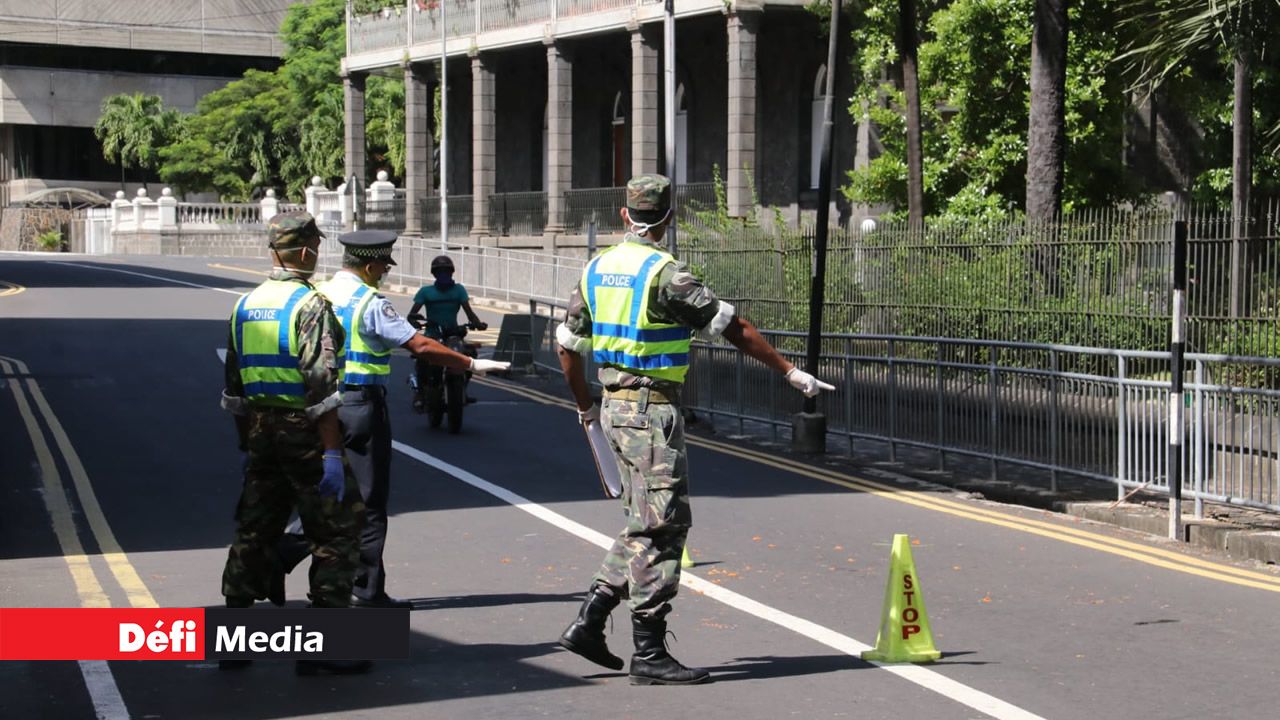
[629,208,672,237]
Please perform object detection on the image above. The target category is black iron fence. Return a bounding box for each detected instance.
[363,199,405,232]
[488,191,548,236]
[420,195,475,237]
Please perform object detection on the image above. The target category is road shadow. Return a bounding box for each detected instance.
[709,653,873,682]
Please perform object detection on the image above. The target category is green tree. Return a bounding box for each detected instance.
[1118,1,1280,217]
[93,92,182,191]
[846,0,1134,219]
[156,0,407,198]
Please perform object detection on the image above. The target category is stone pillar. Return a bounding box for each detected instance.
[545,40,573,235]
[404,62,431,236]
[630,23,660,177]
[133,188,157,231]
[368,170,397,203]
[726,7,760,218]
[470,52,496,238]
[344,71,367,190]
[305,176,324,216]
[158,187,178,228]
[110,190,131,230]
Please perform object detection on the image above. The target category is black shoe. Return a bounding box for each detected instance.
[295,659,373,676]
[350,593,413,609]
[217,659,252,671]
[267,561,286,608]
[558,584,624,671]
[628,610,711,685]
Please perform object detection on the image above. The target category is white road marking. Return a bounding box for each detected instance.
[78,661,130,720]
[55,262,244,296]
[217,348,227,364]
[391,440,1046,720]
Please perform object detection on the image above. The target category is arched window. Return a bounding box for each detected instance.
[675,83,689,184]
[810,65,829,190]
[611,91,626,187]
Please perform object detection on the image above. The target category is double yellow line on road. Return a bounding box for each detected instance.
[475,375,1280,594]
[0,280,26,297]
[1,355,156,609]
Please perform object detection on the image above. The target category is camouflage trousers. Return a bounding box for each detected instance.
[222,408,364,608]
[592,391,692,617]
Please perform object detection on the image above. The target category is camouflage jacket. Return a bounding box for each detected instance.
[221,269,345,419]
[558,234,736,392]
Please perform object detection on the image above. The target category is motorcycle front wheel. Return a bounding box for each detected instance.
[445,373,465,434]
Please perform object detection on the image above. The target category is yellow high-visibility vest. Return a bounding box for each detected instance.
[581,242,692,383]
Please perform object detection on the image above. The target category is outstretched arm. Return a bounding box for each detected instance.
[721,317,794,374]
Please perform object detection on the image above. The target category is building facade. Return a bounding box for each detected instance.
[0,1,293,206]
[343,0,860,245]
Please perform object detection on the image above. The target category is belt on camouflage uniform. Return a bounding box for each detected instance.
[604,387,675,405]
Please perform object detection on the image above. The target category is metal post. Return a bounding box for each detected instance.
[1049,349,1060,493]
[1193,360,1205,519]
[440,1,449,251]
[935,341,946,471]
[792,0,840,453]
[989,343,999,481]
[664,0,677,255]
[1169,219,1188,540]
[1117,354,1127,502]
[888,338,897,463]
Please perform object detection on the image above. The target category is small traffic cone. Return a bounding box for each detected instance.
[681,545,695,569]
[861,534,941,663]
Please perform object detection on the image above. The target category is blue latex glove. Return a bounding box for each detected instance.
[319,452,345,502]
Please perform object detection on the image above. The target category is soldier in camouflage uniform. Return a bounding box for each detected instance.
[555,175,835,685]
[219,211,371,676]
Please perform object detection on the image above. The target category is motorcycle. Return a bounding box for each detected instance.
[407,314,482,434]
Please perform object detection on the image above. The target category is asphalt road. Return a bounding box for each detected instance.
[2,253,1279,720]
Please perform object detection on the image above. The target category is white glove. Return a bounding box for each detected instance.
[469,358,510,376]
[785,367,836,398]
[577,404,600,426]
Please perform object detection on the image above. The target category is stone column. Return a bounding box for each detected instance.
[545,40,573,235]
[726,8,760,218]
[404,62,431,236]
[470,52,496,238]
[343,71,367,190]
[630,23,661,177]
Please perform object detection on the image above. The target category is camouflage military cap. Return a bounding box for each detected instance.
[626,174,671,213]
[267,211,325,249]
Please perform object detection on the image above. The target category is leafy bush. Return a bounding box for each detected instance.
[36,230,63,252]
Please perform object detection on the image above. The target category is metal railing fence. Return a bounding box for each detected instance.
[420,195,475,237]
[679,202,1280,358]
[527,306,1280,513]
[364,199,406,232]
[489,191,548,236]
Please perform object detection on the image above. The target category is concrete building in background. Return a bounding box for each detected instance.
[0,1,294,206]
[343,0,859,245]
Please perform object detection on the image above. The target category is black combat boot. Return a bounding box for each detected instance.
[628,611,711,685]
[558,584,624,670]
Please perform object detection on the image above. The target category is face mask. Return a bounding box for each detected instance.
[629,208,672,237]
[434,275,455,290]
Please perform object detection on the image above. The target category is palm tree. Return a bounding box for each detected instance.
[1026,0,1069,225]
[899,0,924,229]
[93,93,178,191]
[1118,0,1280,316]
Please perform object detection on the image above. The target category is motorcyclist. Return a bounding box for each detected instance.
[409,255,487,406]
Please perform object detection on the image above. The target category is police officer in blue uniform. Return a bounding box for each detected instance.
[278,231,510,608]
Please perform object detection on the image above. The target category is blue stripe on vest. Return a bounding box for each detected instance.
[239,353,299,369]
[343,372,388,386]
[346,350,390,365]
[337,284,371,354]
[591,322,690,343]
[628,252,665,325]
[277,286,313,354]
[593,349,689,369]
[232,294,249,355]
[243,381,306,396]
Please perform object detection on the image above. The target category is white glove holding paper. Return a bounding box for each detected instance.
[469,358,510,376]
[785,367,835,398]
